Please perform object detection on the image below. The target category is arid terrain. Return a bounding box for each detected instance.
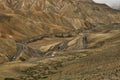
[0,0,120,80]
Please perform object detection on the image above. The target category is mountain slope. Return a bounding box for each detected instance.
[0,0,120,80]
[0,0,120,39]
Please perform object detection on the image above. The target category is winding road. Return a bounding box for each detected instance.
[11,43,25,61]
[11,25,105,61]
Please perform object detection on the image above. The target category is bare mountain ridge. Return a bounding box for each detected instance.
[0,0,120,39]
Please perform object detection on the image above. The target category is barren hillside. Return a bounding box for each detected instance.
[0,0,120,80]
